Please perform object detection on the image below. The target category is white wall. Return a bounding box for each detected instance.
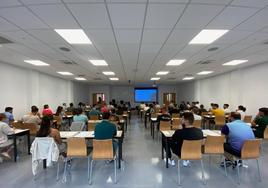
[73,82,89,105]
[177,82,196,103]
[189,62,268,115]
[0,62,73,119]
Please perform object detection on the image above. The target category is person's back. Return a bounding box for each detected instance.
[212,106,225,116]
[0,119,14,146]
[94,120,117,140]
[73,108,88,125]
[253,107,268,138]
[22,114,41,125]
[88,108,101,116]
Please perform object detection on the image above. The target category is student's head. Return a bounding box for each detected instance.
[62,103,66,106]
[37,116,52,137]
[223,104,229,109]
[212,104,219,109]
[192,106,199,115]
[210,103,214,107]
[238,105,246,112]
[229,112,241,121]
[76,108,83,115]
[56,106,63,115]
[200,104,204,109]
[182,112,194,126]
[31,106,39,113]
[0,113,7,122]
[102,112,110,120]
[44,104,49,109]
[70,103,73,107]
[109,102,112,105]
[5,107,13,113]
[111,109,116,114]
[258,107,268,117]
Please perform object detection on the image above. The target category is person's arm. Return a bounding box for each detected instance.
[221,124,229,135]
[51,128,62,145]
[2,123,15,135]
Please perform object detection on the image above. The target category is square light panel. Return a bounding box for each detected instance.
[183,77,194,80]
[189,29,229,44]
[54,29,92,44]
[156,71,169,75]
[223,60,248,66]
[57,71,73,75]
[103,71,115,75]
[75,77,86,80]
[89,60,108,66]
[24,60,49,66]
[151,77,160,80]
[197,71,213,75]
[166,59,186,66]
[110,78,119,81]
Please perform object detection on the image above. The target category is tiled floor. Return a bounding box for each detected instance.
[0,115,268,188]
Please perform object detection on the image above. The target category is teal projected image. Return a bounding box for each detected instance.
[135,88,157,102]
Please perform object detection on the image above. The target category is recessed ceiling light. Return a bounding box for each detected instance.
[166,59,186,66]
[189,29,229,44]
[54,29,92,44]
[75,77,86,81]
[156,71,169,75]
[57,71,73,75]
[89,60,108,66]
[24,60,49,66]
[151,77,160,80]
[183,76,194,80]
[197,71,213,75]
[110,77,119,81]
[223,60,248,66]
[103,71,115,75]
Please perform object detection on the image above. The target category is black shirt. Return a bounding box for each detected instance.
[171,127,203,157]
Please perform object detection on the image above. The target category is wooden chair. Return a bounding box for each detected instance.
[159,121,171,131]
[178,140,205,185]
[243,115,252,123]
[204,136,227,176]
[89,139,117,184]
[214,116,226,130]
[89,115,99,120]
[225,139,262,184]
[172,118,181,130]
[151,113,157,119]
[21,123,38,136]
[264,126,268,139]
[63,138,90,183]
[193,120,202,129]
[172,113,180,119]
[53,116,62,129]
[88,122,97,131]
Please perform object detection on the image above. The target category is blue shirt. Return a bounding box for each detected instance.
[221,120,254,152]
[73,114,88,124]
[3,112,14,125]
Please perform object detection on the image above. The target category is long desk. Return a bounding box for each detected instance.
[8,129,31,162]
[161,129,222,168]
[60,131,124,168]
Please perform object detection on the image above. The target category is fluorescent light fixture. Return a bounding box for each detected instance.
[197,71,213,75]
[0,44,2,47]
[24,60,49,66]
[89,60,108,66]
[103,71,115,75]
[189,29,229,44]
[54,29,92,44]
[166,59,186,66]
[151,77,160,80]
[183,76,194,80]
[57,71,73,75]
[75,77,86,81]
[223,60,248,66]
[109,77,119,81]
[156,71,169,75]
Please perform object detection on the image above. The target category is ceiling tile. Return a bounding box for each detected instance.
[231,0,268,8]
[21,0,61,5]
[190,0,232,5]
[142,29,171,44]
[0,17,20,31]
[166,28,199,44]
[0,30,42,44]
[115,29,141,44]
[0,0,21,7]
[28,29,68,44]
[85,29,115,44]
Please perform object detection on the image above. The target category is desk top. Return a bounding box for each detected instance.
[8,129,29,135]
[161,129,221,138]
[60,130,123,139]
[203,115,228,119]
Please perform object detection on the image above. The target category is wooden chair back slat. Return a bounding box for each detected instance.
[204,135,225,154]
[241,139,261,159]
[67,138,87,157]
[181,140,202,160]
[159,121,171,131]
[92,139,114,160]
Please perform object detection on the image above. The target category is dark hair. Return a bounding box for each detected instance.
[238,105,246,112]
[36,117,51,137]
[70,103,73,107]
[214,104,219,108]
[230,112,241,120]
[192,106,199,114]
[259,107,268,116]
[200,104,204,109]
[102,112,110,120]
[76,108,83,115]
[31,106,39,113]
[182,112,194,125]
[55,106,63,116]
[0,113,7,121]
[44,104,49,109]
[224,104,229,108]
[73,108,78,115]
[5,107,13,112]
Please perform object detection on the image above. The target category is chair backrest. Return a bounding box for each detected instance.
[215,116,226,126]
[241,139,261,159]
[70,122,85,131]
[22,123,38,135]
[243,115,252,123]
[88,122,97,131]
[11,121,24,129]
[159,121,171,131]
[264,126,268,139]
[181,140,202,160]
[67,137,87,157]
[90,115,99,120]
[172,113,180,118]
[193,120,202,129]
[201,112,208,116]
[92,139,114,160]
[172,118,181,130]
[54,116,62,125]
[151,113,157,118]
[118,115,124,121]
[204,135,225,154]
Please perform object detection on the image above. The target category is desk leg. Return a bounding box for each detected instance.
[125,117,128,132]
[43,159,47,169]
[152,122,155,139]
[161,133,164,160]
[118,138,122,169]
[27,131,30,154]
[150,121,153,136]
[165,137,169,168]
[144,116,147,128]
[13,135,17,162]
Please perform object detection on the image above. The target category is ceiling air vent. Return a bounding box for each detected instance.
[60,60,77,65]
[59,47,71,52]
[0,36,13,44]
[207,47,218,51]
[166,77,176,80]
[93,78,102,81]
[196,60,215,65]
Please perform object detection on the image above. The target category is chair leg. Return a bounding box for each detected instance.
[200,159,206,185]
[56,161,60,181]
[89,159,93,185]
[62,159,68,183]
[87,157,90,181]
[178,159,181,186]
[236,160,240,184]
[256,159,262,182]
[223,156,227,177]
[114,158,117,184]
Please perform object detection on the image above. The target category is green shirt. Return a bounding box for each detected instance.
[94,120,116,140]
[255,115,268,138]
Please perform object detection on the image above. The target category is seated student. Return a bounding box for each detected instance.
[42,104,53,117]
[223,104,231,115]
[3,107,14,125]
[236,105,246,120]
[191,106,202,120]
[107,102,114,111]
[163,112,203,166]
[66,103,75,113]
[116,106,124,115]
[73,108,88,126]
[94,112,117,152]
[101,103,109,113]
[198,104,207,115]
[140,102,146,111]
[88,105,101,117]
[0,113,15,161]
[252,107,268,138]
[211,104,225,116]
[22,105,41,125]
[157,108,171,129]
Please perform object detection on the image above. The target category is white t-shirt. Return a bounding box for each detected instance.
[237,110,245,120]
[194,114,202,120]
[224,108,231,114]
[0,121,14,146]
[22,114,41,125]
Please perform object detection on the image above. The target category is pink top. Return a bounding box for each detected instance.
[42,108,53,116]
[101,106,109,113]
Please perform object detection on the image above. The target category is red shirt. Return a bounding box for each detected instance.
[101,106,109,113]
[42,108,53,116]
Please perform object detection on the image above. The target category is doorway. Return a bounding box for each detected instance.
[163,93,176,105]
[92,93,105,105]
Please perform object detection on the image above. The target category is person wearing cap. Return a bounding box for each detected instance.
[252,107,268,138]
